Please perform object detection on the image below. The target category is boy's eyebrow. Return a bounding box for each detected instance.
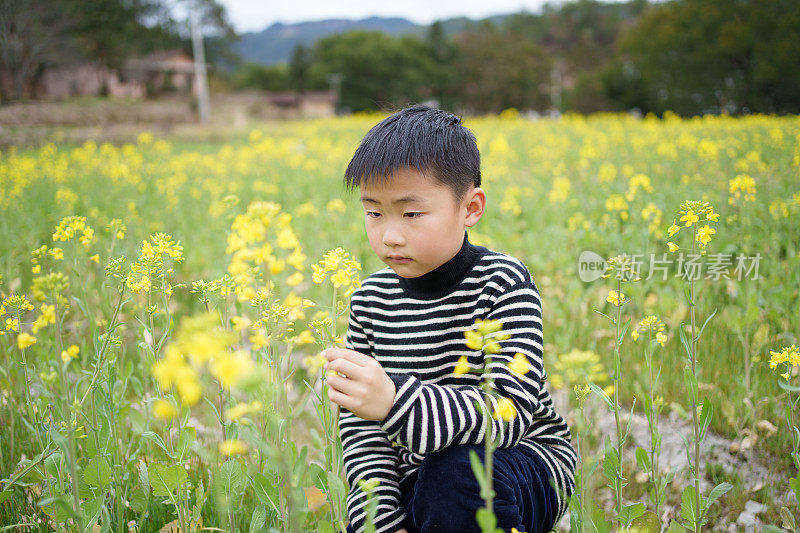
[360,195,427,205]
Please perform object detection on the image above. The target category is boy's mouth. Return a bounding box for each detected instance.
[387,255,412,263]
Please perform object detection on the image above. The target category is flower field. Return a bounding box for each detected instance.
[1,111,799,531]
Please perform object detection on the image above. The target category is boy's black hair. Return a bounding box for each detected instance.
[344,104,481,202]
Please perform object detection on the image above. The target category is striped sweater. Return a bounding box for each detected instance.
[340,232,576,533]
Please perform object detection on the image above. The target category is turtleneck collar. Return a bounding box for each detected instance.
[397,231,484,299]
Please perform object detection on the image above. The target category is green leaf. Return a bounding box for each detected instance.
[48,427,70,456]
[635,447,651,473]
[617,319,631,345]
[778,379,800,393]
[475,507,497,532]
[81,497,104,532]
[149,463,187,499]
[83,456,112,491]
[318,522,335,533]
[790,476,800,499]
[618,502,646,527]
[327,471,346,510]
[695,308,717,340]
[38,496,77,521]
[703,482,732,511]
[176,427,196,459]
[137,460,149,494]
[779,506,797,530]
[678,324,693,361]
[698,400,713,441]
[292,444,309,484]
[140,431,173,458]
[217,459,245,500]
[602,445,619,483]
[683,367,698,405]
[589,381,613,410]
[680,485,698,526]
[252,473,280,514]
[762,525,788,533]
[249,505,267,533]
[593,309,616,323]
[309,463,326,490]
[469,450,487,492]
[683,284,694,307]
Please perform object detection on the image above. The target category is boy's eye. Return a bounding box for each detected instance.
[366,211,381,218]
[404,212,422,218]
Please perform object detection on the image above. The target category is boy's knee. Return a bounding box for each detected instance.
[417,444,482,487]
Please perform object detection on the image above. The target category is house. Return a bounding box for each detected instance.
[32,49,197,100]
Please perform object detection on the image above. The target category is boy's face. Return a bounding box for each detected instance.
[359,167,485,278]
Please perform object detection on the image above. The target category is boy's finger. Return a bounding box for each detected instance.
[323,348,371,366]
[326,358,366,381]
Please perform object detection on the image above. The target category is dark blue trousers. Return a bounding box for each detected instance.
[348,443,560,533]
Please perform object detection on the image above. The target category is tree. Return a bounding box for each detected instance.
[289,44,310,93]
[309,30,437,112]
[450,20,551,113]
[617,0,800,115]
[0,0,237,102]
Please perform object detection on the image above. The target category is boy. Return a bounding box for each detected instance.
[322,105,576,533]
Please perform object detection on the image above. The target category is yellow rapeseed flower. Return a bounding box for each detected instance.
[330,269,351,288]
[32,303,56,333]
[225,401,262,422]
[454,355,470,375]
[508,353,530,375]
[769,345,800,373]
[656,332,668,347]
[667,241,680,253]
[286,272,303,286]
[667,220,681,237]
[680,209,699,227]
[219,439,248,456]
[153,399,178,420]
[464,330,483,351]
[493,397,517,422]
[303,353,327,374]
[606,290,625,306]
[18,332,37,349]
[696,224,716,246]
[293,329,315,345]
[210,350,254,389]
[61,344,79,363]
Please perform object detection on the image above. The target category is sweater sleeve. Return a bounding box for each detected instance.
[339,297,408,533]
[378,279,546,455]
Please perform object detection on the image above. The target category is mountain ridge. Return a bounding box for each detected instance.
[233,14,513,66]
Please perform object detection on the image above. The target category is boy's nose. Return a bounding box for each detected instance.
[382,225,405,247]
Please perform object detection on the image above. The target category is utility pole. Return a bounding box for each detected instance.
[327,72,343,114]
[190,3,211,123]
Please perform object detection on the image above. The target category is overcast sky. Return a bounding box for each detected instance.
[216,0,561,33]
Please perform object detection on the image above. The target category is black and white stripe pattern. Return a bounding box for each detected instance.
[340,247,577,533]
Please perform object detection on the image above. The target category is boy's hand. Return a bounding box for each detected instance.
[322,348,396,421]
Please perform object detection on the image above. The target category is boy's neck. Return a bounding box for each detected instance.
[397,231,481,298]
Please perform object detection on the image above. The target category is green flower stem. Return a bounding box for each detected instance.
[78,283,126,409]
[646,331,661,519]
[16,310,44,454]
[613,278,623,521]
[576,402,588,533]
[690,229,701,533]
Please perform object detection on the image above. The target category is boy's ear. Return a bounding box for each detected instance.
[464,187,486,227]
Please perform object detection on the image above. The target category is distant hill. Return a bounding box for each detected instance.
[233,14,513,66]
